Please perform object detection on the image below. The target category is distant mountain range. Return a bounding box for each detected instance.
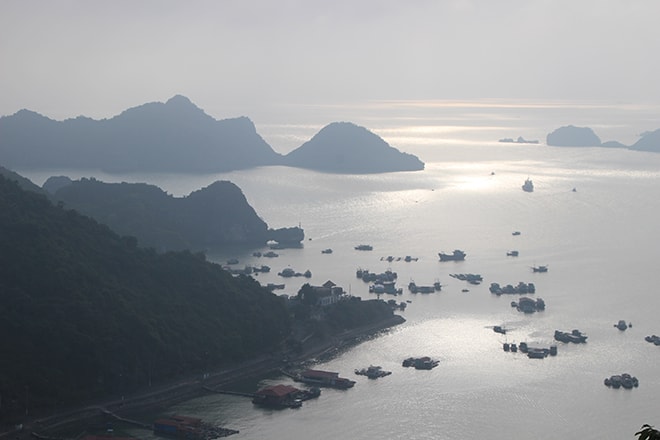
[0,96,424,174]
[546,125,660,152]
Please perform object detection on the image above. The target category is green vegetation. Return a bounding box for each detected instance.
[0,176,400,423]
[637,425,660,440]
[0,176,289,417]
[293,283,397,340]
[52,178,271,251]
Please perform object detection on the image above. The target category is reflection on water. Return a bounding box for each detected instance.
[17,103,660,440]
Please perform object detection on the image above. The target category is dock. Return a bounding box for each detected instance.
[202,386,255,398]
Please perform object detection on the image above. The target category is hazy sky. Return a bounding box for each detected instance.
[2,0,659,121]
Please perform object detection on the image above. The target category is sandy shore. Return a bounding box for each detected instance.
[7,314,405,439]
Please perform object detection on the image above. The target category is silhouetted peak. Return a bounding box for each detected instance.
[165,94,195,107]
[310,121,386,148]
[6,109,51,121]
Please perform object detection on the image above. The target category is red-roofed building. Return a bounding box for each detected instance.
[252,384,303,408]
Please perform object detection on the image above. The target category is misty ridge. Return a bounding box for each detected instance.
[0,165,305,253]
[0,95,424,174]
[546,125,660,151]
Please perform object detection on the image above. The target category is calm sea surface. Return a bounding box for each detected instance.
[20,101,660,439]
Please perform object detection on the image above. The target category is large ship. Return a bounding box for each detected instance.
[294,369,356,389]
[522,178,534,192]
[438,249,466,261]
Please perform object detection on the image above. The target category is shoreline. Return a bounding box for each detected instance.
[10,314,405,439]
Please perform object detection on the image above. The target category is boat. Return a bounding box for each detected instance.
[489,282,535,295]
[438,249,466,261]
[370,281,402,295]
[251,384,321,409]
[493,325,507,335]
[527,348,548,359]
[321,248,333,254]
[294,369,356,389]
[278,268,296,277]
[499,136,539,144]
[554,329,587,343]
[153,415,238,439]
[355,365,392,379]
[615,320,628,331]
[522,178,534,192]
[354,244,373,251]
[507,250,519,257]
[514,296,544,313]
[644,335,660,345]
[450,273,482,284]
[402,356,439,370]
[604,373,638,389]
[408,281,435,294]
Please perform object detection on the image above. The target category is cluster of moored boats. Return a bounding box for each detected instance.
[604,373,639,389]
[503,341,558,358]
[511,297,545,313]
[438,249,466,261]
[449,273,483,284]
[402,356,439,370]
[355,365,392,379]
[644,335,660,345]
[489,281,536,295]
[554,329,588,343]
[357,268,406,295]
[408,280,442,293]
[381,255,419,262]
[252,251,279,258]
[277,268,312,278]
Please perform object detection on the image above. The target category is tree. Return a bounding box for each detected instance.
[297,283,318,306]
[636,425,660,440]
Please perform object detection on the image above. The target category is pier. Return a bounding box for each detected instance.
[202,386,255,398]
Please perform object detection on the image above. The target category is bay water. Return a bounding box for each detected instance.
[19,101,660,439]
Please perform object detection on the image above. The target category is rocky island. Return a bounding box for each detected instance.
[630,128,660,153]
[546,125,602,147]
[284,122,424,173]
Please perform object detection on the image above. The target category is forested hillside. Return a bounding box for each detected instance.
[51,178,274,251]
[0,176,290,414]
